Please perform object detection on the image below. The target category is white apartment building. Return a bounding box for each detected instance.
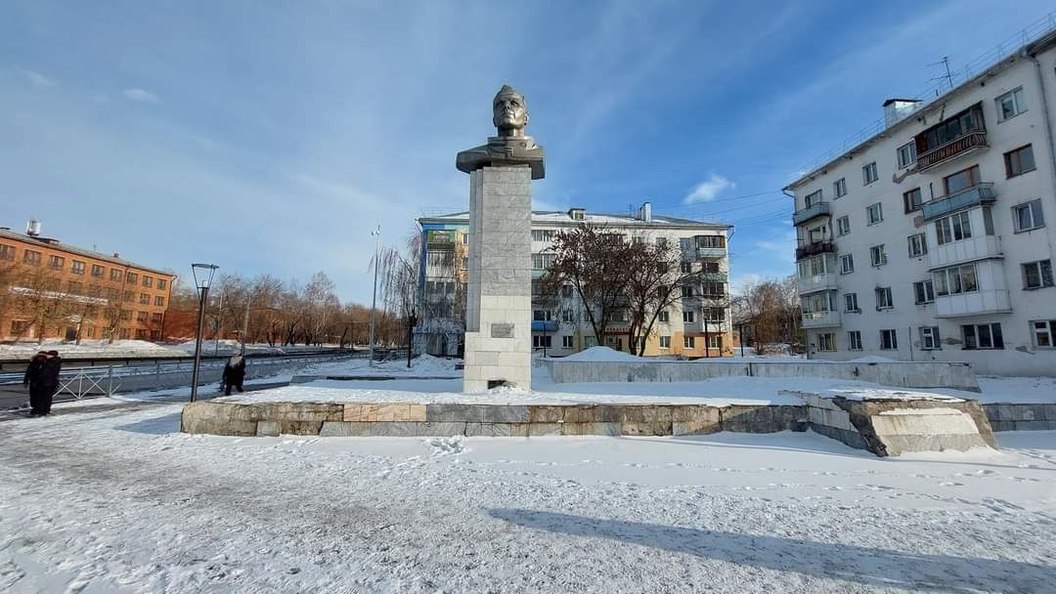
[785,27,1056,376]
[416,204,732,359]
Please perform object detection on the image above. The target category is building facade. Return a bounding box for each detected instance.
[416,204,733,358]
[0,224,176,343]
[786,28,1056,375]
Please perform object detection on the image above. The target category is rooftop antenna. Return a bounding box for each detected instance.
[927,56,953,95]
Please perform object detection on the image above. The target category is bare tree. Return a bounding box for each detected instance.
[622,234,700,356]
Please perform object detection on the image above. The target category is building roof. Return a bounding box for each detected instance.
[0,227,177,278]
[418,210,730,231]
[785,22,1056,192]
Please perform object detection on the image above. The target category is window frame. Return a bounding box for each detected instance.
[836,216,851,236]
[844,292,859,313]
[896,142,916,169]
[902,188,923,213]
[862,162,878,185]
[683,336,695,349]
[875,287,893,310]
[907,233,927,258]
[818,333,837,352]
[839,254,854,274]
[847,331,863,351]
[1004,144,1036,178]
[962,323,1004,350]
[869,244,887,267]
[913,280,935,304]
[1021,259,1054,290]
[996,87,1026,121]
[1012,199,1045,233]
[833,178,847,198]
[920,326,941,350]
[880,329,898,351]
[1030,320,1055,348]
[659,335,671,349]
[867,202,884,225]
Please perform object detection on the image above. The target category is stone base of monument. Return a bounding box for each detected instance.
[180,390,996,457]
[795,392,996,456]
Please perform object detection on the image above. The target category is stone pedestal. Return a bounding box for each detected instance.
[463,165,533,392]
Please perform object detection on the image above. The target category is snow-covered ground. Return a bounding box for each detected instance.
[1,402,1053,593]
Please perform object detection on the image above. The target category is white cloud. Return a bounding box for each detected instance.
[683,175,735,205]
[753,229,797,265]
[18,68,55,87]
[123,88,160,103]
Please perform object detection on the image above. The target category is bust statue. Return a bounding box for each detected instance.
[456,85,545,179]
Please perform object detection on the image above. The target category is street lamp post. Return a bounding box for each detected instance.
[369,225,380,367]
[190,263,219,402]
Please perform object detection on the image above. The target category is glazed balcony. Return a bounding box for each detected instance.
[793,202,831,226]
[801,310,841,329]
[934,289,1011,318]
[916,131,988,172]
[795,241,835,261]
[921,183,996,222]
[928,235,1003,270]
[797,273,838,295]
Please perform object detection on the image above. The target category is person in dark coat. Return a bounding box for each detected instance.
[222,354,246,396]
[23,350,62,416]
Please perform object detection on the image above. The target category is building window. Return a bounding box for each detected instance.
[681,285,694,298]
[11,320,29,335]
[880,329,898,350]
[818,333,836,351]
[943,165,981,195]
[834,178,847,198]
[962,323,1003,350]
[532,309,552,321]
[68,260,85,275]
[844,293,859,312]
[683,336,695,349]
[1022,259,1054,289]
[683,311,695,323]
[896,142,916,169]
[847,331,863,351]
[806,190,823,209]
[996,87,1026,121]
[126,272,138,284]
[1004,145,1036,178]
[158,279,168,291]
[142,276,153,288]
[920,326,941,350]
[935,211,972,245]
[532,335,552,349]
[67,281,83,295]
[902,188,922,213]
[119,309,132,321]
[913,280,935,304]
[701,281,725,297]
[707,335,723,349]
[862,162,878,185]
[138,293,149,305]
[531,253,554,270]
[867,203,883,225]
[680,261,692,274]
[23,250,41,266]
[48,255,65,269]
[869,244,887,267]
[1031,320,1056,348]
[704,308,725,323]
[701,261,720,274]
[919,104,985,154]
[531,229,555,242]
[659,335,671,349]
[875,287,893,310]
[836,216,850,236]
[0,244,14,261]
[1013,199,1045,232]
[155,296,166,306]
[840,254,854,274]
[907,233,927,258]
[110,269,122,281]
[934,264,978,296]
[124,291,135,303]
[91,264,105,277]
[151,312,164,324]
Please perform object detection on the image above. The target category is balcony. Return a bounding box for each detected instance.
[921,183,996,222]
[916,131,988,172]
[693,246,726,259]
[801,310,841,329]
[699,272,729,282]
[792,202,831,226]
[928,235,1003,270]
[797,272,838,295]
[795,241,835,261]
[934,289,1011,318]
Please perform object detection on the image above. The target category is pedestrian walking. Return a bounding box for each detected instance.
[222,354,246,396]
[23,350,62,416]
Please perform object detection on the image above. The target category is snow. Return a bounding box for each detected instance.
[972,375,1056,404]
[1,402,1053,592]
[0,338,184,357]
[558,345,643,362]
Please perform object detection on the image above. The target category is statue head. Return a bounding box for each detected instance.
[492,84,528,137]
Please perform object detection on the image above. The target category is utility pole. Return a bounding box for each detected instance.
[213,290,224,355]
[369,225,381,367]
[240,298,250,355]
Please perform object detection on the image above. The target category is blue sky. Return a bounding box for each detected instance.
[2,1,1053,305]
